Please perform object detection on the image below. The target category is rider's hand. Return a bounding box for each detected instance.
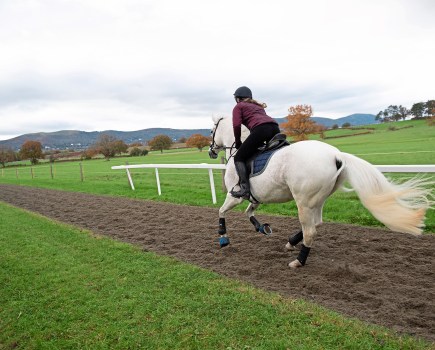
[235,141,242,149]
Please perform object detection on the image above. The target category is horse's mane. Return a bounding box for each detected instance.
[212,115,228,124]
[211,115,249,140]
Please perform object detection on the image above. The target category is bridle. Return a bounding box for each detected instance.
[208,117,236,161]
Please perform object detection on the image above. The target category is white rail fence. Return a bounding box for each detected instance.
[112,163,435,204]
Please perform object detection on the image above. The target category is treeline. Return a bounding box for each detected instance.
[0,133,211,167]
[376,100,434,122]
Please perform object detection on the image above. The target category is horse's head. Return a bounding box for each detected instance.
[208,116,226,159]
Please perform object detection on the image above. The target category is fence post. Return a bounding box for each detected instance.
[125,162,135,190]
[208,168,217,204]
[155,168,161,195]
[15,168,18,179]
[220,156,227,192]
[50,164,54,179]
[31,167,34,179]
[79,163,84,182]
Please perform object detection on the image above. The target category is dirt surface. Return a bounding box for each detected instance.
[1,184,434,342]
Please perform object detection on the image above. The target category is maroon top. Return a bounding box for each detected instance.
[232,101,278,144]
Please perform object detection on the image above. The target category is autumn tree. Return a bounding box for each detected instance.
[93,134,127,160]
[186,134,210,151]
[19,140,43,165]
[81,147,100,160]
[112,140,128,155]
[0,147,16,167]
[148,134,173,153]
[280,105,323,141]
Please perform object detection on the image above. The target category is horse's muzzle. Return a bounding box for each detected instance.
[208,149,218,159]
[208,146,218,159]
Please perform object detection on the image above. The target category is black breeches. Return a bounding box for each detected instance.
[234,123,280,162]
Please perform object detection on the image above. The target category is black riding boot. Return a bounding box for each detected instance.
[230,161,250,199]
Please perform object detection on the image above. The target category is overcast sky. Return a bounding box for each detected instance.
[1,0,434,140]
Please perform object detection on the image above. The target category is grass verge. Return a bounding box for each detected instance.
[0,202,431,349]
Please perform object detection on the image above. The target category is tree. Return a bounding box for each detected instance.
[376,105,410,122]
[93,134,125,160]
[186,134,210,151]
[129,147,142,157]
[410,102,426,119]
[20,140,43,165]
[426,100,435,117]
[396,105,410,120]
[148,135,173,153]
[112,140,128,155]
[280,105,323,141]
[81,147,100,160]
[0,147,16,167]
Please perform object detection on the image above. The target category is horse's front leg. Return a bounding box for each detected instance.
[217,192,244,247]
[246,202,272,235]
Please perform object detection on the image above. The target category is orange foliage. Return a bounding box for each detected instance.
[20,140,44,165]
[280,105,324,141]
[186,134,210,151]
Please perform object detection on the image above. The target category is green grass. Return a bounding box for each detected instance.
[0,202,431,349]
[311,120,435,164]
[1,120,434,232]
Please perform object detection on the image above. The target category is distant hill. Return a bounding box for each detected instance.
[275,113,377,128]
[0,128,211,151]
[0,113,377,150]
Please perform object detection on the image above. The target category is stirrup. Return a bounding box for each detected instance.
[230,187,250,199]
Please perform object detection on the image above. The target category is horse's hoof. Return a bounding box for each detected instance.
[219,236,230,248]
[285,242,296,251]
[289,259,303,268]
[259,224,272,236]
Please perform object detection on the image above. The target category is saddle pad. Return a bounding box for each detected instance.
[251,148,280,177]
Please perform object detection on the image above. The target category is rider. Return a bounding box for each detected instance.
[231,86,280,199]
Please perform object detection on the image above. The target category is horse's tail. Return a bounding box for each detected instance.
[337,152,434,235]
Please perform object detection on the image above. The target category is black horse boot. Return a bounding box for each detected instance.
[230,161,250,199]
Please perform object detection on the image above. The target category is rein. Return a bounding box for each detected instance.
[210,117,237,162]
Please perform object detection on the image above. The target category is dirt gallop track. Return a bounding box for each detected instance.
[1,184,434,341]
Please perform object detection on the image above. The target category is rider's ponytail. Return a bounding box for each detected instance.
[241,98,267,109]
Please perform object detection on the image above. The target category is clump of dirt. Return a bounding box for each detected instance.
[1,184,434,342]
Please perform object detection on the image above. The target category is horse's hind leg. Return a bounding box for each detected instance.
[246,202,272,235]
[289,205,318,268]
[286,230,303,250]
[217,192,244,247]
[286,205,322,250]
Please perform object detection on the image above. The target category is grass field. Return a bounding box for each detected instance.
[0,202,431,349]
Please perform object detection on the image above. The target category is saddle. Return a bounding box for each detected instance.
[246,133,290,177]
[257,133,289,152]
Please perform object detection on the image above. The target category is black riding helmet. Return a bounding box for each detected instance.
[233,86,252,99]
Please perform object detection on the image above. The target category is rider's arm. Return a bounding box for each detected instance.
[232,104,243,147]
